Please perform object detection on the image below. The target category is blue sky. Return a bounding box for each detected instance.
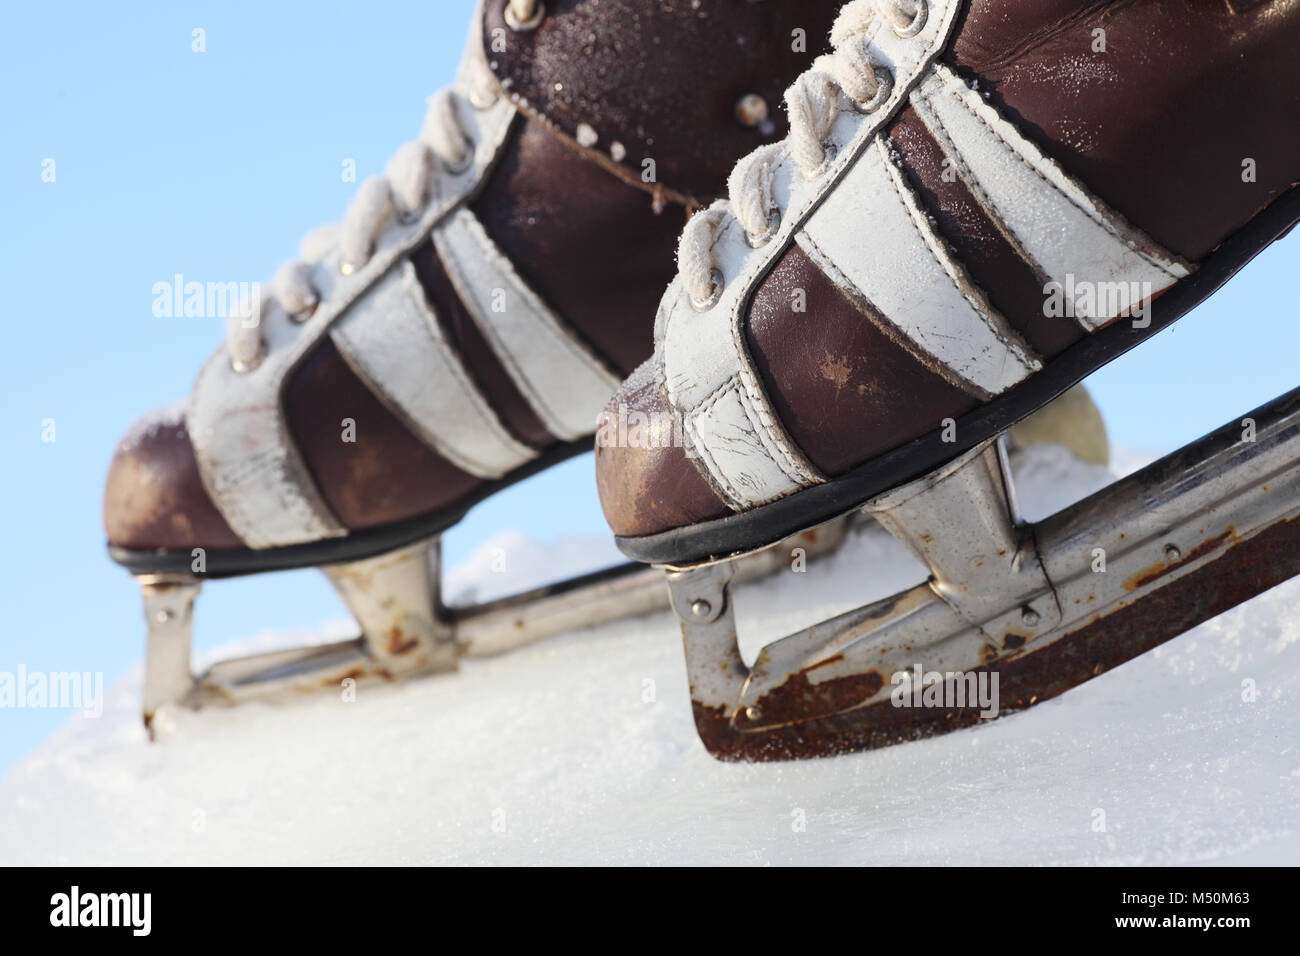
[2,0,1296,772]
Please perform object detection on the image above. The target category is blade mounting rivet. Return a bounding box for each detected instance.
[155,609,174,624]
[1020,607,1040,627]
[690,599,712,618]
[744,706,761,721]
[1164,543,1182,561]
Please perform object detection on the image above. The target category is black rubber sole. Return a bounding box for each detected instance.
[109,438,593,578]
[616,185,1300,567]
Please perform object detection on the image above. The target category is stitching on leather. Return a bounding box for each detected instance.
[331,263,534,478]
[398,262,534,465]
[911,82,1053,287]
[687,383,751,509]
[723,142,823,488]
[434,212,572,437]
[796,222,989,401]
[189,93,517,547]
[696,376,737,418]
[190,351,343,549]
[729,318,820,486]
[877,138,1038,374]
[696,377,769,466]
[863,138,1033,391]
[692,378,799,507]
[456,208,621,386]
[796,227,855,299]
[662,0,960,417]
[733,382,812,488]
[658,1,973,506]
[651,327,741,510]
[333,280,495,476]
[935,67,1183,280]
[655,303,755,508]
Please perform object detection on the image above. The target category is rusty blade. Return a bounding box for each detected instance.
[692,512,1300,761]
[672,385,1300,761]
[142,518,852,730]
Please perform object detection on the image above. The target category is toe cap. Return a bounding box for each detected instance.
[595,360,730,539]
[103,402,242,552]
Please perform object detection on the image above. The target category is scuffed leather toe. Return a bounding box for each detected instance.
[103,403,242,552]
[595,360,730,539]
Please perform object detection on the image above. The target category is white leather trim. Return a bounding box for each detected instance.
[432,208,620,442]
[189,50,517,549]
[658,0,965,511]
[687,378,820,509]
[911,63,1191,331]
[801,138,1040,397]
[330,261,535,479]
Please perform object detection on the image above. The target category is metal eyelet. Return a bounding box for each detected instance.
[339,260,360,276]
[689,269,725,312]
[469,87,499,110]
[854,67,894,114]
[746,208,781,248]
[442,145,475,175]
[230,347,266,374]
[504,1,545,32]
[802,142,839,181]
[890,0,928,38]
[288,298,319,324]
[734,93,769,130]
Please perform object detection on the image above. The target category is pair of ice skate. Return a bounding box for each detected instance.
[106,0,1300,760]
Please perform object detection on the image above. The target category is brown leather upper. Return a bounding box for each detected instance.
[105,0,845,554]
[594,361,729,539]
[484,0,845,203]
[599,0,1300,539]
[468,117,691,377]
[949,0,1300,261]
[409,233,555,449]
[104,414,242,551]
[747,243,980,478]
[888,105,1084,358]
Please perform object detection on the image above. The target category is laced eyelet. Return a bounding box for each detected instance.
[288,298,319,323]
[746,208,781,248]
[802,142,839,181]
[469,87,499,110]
[395,207,422,226]
[689,269,725,312]
[854,67,894,114]
[230,348,266,374]
[442,146,475,175]
[505,1,546,32]
[890,0,928,38]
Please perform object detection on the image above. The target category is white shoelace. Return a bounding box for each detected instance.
[226,0,555,370]
[224,85,483,371]
[677,0,926,310]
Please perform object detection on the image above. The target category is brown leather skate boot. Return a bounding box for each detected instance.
[596,0,1300,759]
[104,0,847,726]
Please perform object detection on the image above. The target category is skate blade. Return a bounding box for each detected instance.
[137,518,852,734]
[666,387,1300,761]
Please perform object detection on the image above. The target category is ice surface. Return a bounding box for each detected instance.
[1,445,1296,865]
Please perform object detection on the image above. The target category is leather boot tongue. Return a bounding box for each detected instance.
[479,0,844,204]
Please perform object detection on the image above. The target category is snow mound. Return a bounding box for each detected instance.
[2,444,1297,865]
